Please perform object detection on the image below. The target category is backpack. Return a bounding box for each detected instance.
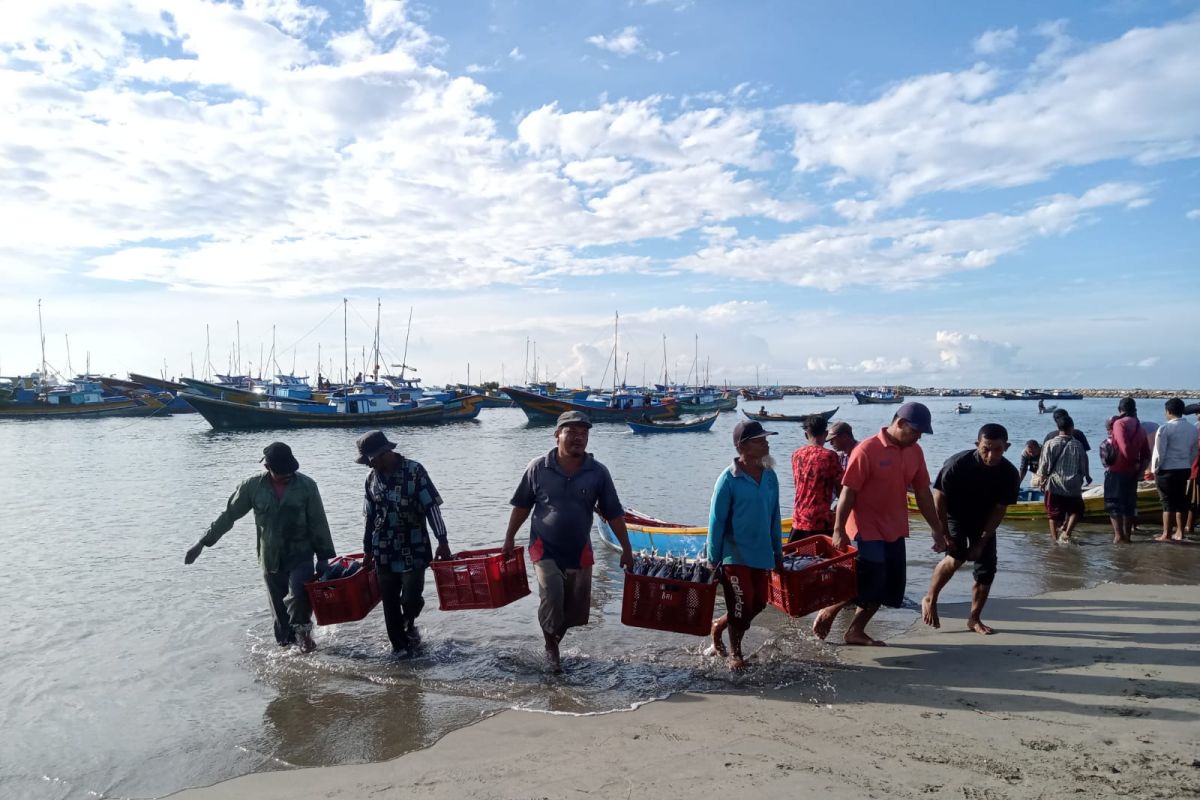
[1100,437,1117,467]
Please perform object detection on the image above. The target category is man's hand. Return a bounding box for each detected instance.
[931,531,950,553]
[501,536,515,559]
[363,553,374,571]
[832,527,850,551]
[966,542,984,562]
[619,547,634,570]
[184,542,204,565]
[315,558,329,577]
[774,554,786,573]
[435,541,453,561]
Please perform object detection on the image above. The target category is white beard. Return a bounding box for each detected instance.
[761,454,777,471]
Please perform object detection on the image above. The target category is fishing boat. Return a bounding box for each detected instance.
[955,403,972,414]
[102,375,196,413]
[742,406,838,423]
[502,385,679,424]
[906,483,1159,523]
[853,388,904,404]
[182,391,481,429]
[740,387,784,401]
[178,376,270,406]
[0,375,170,419]
[627,412,719,434]
[677,390,738,414]
[596,510,795,557]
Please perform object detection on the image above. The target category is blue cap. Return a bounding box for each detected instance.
[896,402,933,435]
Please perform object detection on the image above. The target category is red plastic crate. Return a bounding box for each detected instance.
[305,553,381,626]
[431,547,531,611]
[767,535,857,617]
[621,570,718,637]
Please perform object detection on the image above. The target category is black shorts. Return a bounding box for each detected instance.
[718,564,769,630]
[1104,472,1138,518]
[946,528,998,586]
[788,528,831,544]
[1156,469,1190,513]
[853,538,906,609]
[1045,492,1084,523]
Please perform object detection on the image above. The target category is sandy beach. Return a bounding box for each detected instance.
[169,582,1200,800]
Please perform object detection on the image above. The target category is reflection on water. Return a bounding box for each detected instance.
[1,397,1196,799]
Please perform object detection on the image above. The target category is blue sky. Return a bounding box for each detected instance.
[1,0,1198,388]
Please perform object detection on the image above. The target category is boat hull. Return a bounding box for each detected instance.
[743,406,838,423]
[502,386,679,424]
[184,392,448,429]
[596,511,795,557]
[627,413,719,434]
[679,396,738,414]
[0,398,161,419]
[906,485,1159,522]
[853,392,904,405]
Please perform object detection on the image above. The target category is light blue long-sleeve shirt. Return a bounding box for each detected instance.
[707,460,783,570]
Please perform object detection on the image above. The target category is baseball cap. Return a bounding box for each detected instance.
[556,410,593,429]
[895,402,933,435]
[733,419,777,446]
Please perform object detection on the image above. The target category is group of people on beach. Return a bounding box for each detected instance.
[182,395,1199,673]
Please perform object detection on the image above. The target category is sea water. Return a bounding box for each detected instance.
[2,396,1197,799]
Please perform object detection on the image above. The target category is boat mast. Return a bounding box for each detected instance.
[65,334,73,377]
[398,306,413,381]
[37,298,47,383]
[661,334,668,386]
[612,311,619,396]
[236,321,241,376]
[372,298,381,382]
[523,337,529,385]
[343,297,348,385]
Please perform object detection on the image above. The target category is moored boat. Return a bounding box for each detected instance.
[183,391,463,429]
[906,483,1158,522]
[853,389,904,404]
[742,406,838,423]
[0,375,169,419]
[627,412,719,434]
[502,385,679,424]
[596,510,794,557]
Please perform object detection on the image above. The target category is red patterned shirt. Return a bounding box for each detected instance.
[790,444,843,531]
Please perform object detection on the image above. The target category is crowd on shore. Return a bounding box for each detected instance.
[180,396,1198,673]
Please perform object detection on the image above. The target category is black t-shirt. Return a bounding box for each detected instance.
[1043,429,1090,452]
[933,449,1021,535]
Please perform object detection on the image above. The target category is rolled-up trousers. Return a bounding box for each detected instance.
[263,555,316,644]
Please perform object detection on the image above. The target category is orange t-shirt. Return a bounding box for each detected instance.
[841,428,930,543]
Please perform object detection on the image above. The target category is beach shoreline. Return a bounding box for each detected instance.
[169,582,1200,800]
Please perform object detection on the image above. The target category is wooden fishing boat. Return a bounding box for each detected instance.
[0,376,169,419]
[955,403,972,414]
[853,389,904,405]
[906,483,1159,522]
[742,406,838,423]
[183,391,453,429]
[627,412,719,434]
[502,385,679,424]
[740,387,784,401]
[596,510,794,558]
[178,377,267,406]
[678,394,738,414]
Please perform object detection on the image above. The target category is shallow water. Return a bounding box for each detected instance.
[2,395,1197,799]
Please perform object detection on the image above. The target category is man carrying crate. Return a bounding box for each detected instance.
[502,411,635,672]
[921,423,1020,635]
[812,403,946,646]
[357,430,453,656]
[185,442,335,653]
[707,420,786,671]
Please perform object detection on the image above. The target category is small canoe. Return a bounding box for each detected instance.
[743,406,838,423]
[596,509,794,558]
[628,412,719,434]
[907,483,1159,522]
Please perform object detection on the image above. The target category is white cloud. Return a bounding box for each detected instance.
[562,157,637,185]
[509,47,525,61]
[805,356,916,374]
[673,183,1148,289]
[781,16,1200,206]
[973,27,1018,56]
[935,330,1018,370]
[585,26,664,61]
[1129,356,1160,368]
[1186,209,1200,220]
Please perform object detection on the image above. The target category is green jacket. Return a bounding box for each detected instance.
[202,472,336,572]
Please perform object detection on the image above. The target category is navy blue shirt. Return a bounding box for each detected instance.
[510,449,624,569]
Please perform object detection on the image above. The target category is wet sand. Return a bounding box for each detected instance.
[170,582,1200,800]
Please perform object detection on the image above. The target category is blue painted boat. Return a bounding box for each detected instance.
[596,510,794,558]
[627,412,719,434]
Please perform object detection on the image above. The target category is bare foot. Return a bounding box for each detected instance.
[967,619,995,635]
[921,595,940,629]
[709,622,728,657]
[843,630,887,646]
[1154,533,1171,542]
[727,654,748,672]
[543,634,562,673]
[1172,533,1186,542]
[812,608,838,640]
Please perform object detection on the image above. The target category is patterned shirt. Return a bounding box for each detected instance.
[363,458,447,573]
[790,445,843,531]
[1037,435,1089,497]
